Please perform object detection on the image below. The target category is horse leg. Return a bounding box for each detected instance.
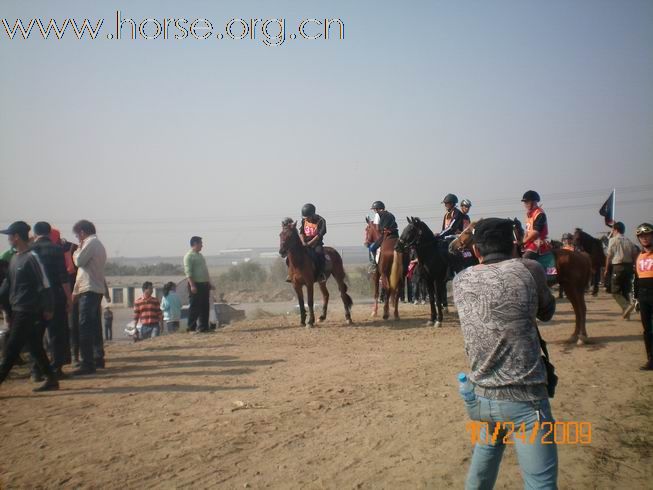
[294,284,306,326]
[426,281,436,327]
[392,286,400,321]
[306,282,315,327]
[372,271,379,318]
[318,281,329,323]
[435,278,445,327]
[564,284,587,344]
[592,268,600,296]
[382,280,390,321]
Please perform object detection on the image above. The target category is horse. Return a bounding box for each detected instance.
[395,217,450,327]
[363,218,402,320]
[573,228,606,295]
[453,219,591,344]
[279,218,353,327]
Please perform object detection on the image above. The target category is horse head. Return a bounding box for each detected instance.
[396,216,432,252]
[364,217,380,247]
[448,221,476,253]
[279,218,299,257]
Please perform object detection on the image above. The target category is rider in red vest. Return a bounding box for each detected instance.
[521,190,551,260]
[299,203,327,282]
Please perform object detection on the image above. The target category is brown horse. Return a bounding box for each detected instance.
[573,228,606,295]
[279,219,353,327]
[450,220,592,345]
[364,218,402,320]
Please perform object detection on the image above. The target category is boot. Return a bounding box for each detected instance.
[640,333,653,371]
[33,374,59,392]
[612,294,630,318]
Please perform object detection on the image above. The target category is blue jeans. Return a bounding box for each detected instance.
[140,324,160,339]
[465,396,558,490]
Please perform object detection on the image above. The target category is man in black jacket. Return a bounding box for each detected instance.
[31,222,72,378]
[0,221,59,392]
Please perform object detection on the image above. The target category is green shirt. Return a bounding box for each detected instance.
[0,248,16,262]
[183,250,210,283]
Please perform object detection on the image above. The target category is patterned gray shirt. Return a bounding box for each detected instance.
[453,255,555,401]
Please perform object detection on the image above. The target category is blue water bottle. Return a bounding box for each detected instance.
[458,372,476,401]
[458,372,479,419]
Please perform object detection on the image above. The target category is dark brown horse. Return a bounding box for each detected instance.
[279,219,353,327]
[451,220,592,345]
[396,218,450,327]
[364,218,402,320]
[573,228,606,295]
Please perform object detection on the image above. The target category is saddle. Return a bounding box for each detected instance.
[536,252,558,284]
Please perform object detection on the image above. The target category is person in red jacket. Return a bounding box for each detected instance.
[521,190,551,260]
[634,222,653,370]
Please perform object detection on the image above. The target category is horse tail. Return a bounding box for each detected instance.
[338,279,354,310]
[390,250,403,291]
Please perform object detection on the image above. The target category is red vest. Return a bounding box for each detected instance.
[524,207,550,254]
[303,220,318,239]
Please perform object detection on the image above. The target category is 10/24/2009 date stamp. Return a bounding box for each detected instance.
[466,421,592,445]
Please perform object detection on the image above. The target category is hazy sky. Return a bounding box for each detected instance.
[1,0,652,257]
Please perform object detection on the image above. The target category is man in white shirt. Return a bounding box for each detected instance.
[71,220,107,375]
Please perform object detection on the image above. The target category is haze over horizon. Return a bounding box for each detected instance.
[1,0,652,257]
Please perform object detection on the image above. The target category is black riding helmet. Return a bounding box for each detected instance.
[371,201,385,210]
[301,203,316,218]
[442,194,458,205]
[521,190,540,202]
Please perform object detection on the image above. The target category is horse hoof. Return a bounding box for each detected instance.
[434,321,442,328]
[577,335,588,346]
[443,307,450,314]
[426,321,434,327]
[383,315,389,321]
[564,335,578,344]
[318,317,326,323]
[346,319,353,325]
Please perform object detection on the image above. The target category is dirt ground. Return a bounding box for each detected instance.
[0,293,651,489]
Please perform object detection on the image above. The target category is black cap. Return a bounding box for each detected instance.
[472,218,514,245]
[33,221,52,236]
[0,221,31,236]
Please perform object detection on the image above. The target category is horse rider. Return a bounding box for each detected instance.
[634,222,653,370]
[521,190,552,260]
[439,194,466,239]
[460,199,472,230]
[368,201,398,262]
[299,203,327,282]
[561,233,576,251]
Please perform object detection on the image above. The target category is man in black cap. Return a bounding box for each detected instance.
[0,221,59,392]
[31,221,72,378]
[453,218,557,489]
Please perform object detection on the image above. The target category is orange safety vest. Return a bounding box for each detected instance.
[303,220,319,239]
[636,250,653,279]
[524,206,550,254]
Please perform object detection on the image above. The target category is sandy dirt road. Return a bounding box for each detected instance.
[0,293,651,489]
